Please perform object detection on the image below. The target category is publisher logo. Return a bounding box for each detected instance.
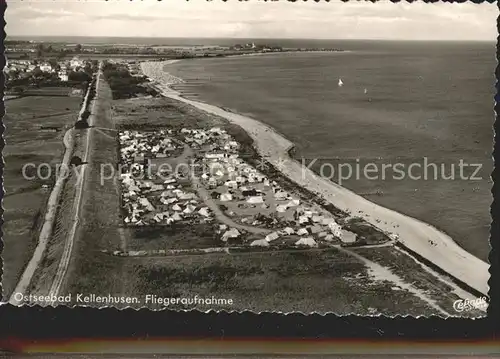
[453,297,488,312]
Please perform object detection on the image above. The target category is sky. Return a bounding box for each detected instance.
[6,0,499,41]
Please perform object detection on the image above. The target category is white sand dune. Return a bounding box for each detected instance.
[141,60,490,297]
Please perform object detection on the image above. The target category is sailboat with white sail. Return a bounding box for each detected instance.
[338,78,343,87]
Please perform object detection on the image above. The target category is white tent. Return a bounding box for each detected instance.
[298,215,309,225]
[288,199,300,207]
[224,180,238,189]
[322,217,335,226]
[179,192,197,200]
[199,207,211,217]
[183,204,196,214]
[139,198,155,212]
[222,228,241,242]
[297,228,309,236]
[295,237,317,247]
[265,232,279,242]
[250,239,269,247]
[274,191,288,200]
[276,204,288,213]
[172,213,182,221]
[312,215,324,223]
[247,196,264,204]
[324,234,335,241]
[281,227,295,235]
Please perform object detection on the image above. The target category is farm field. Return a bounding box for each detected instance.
[2,91,81,299]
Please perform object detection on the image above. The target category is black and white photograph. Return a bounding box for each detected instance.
[1,0,496,316]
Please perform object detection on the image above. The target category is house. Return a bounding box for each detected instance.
[220,193,233,202]
[172,204,182,211]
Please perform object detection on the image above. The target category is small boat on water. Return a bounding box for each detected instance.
[364,88,368,94]
[338,78,343,87]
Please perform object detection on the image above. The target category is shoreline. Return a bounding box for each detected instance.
[140,60,490,297]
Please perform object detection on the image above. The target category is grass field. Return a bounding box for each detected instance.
[2,92,82,299]
[95,248,439,315]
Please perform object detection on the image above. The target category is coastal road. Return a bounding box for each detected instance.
[47,63,103,304]
[141,60,489,298]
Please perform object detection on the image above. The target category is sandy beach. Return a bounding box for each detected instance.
[140,60,490,297]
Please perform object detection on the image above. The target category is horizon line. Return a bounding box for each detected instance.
[7,35,495,43]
